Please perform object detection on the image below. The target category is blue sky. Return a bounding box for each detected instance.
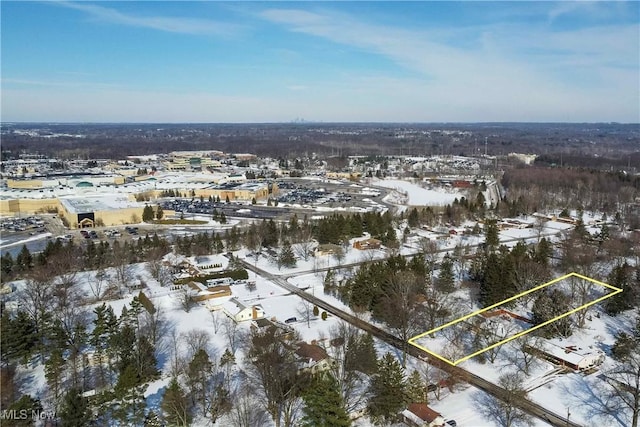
[1,1,638,123]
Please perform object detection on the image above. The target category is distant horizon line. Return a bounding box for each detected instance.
[2,121,638,126]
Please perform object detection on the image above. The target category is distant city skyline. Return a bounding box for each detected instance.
[1,1,638,123]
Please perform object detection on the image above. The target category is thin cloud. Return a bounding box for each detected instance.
[2,78,121,88]
[258,7,638,116]
[258,7,637,74]
[55,1,242,36]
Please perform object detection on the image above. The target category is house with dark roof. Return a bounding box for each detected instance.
[294,342,337,374]
[401,403,446,427]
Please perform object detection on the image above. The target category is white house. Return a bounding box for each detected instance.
[540,340,606,371]
[216,297,265,323]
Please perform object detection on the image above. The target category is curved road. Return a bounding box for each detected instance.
[238,257,581,427]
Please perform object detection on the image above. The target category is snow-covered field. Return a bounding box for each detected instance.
[373,178,464,206]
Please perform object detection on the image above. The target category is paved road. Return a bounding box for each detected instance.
[238,258,581,427]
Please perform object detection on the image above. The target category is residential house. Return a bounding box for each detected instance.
[353,238,381,250]
[215,297,265,323]
[314,243,343,257]
[294,342,337,374]
[535,340,606,372]
[401,403,446,427]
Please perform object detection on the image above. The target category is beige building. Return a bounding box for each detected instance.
[326,171,362,181]
[0,198,61,216]
[193,181,277,202]
[58,195,147,228]
[164,150,225,171]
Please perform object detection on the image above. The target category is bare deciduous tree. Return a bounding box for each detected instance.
[178,285,197,312]
[210,310,222,334]
[419,238,440,282]
[296,300,313,329]
[182,329,212,360]
[142,304,167,352]
[293,230,315,261]
[18,275,54,360]
[507,334,546,376]
[246,326,307,427]
[332,246,346,266]
[380,271,425,367]
[51,281,89,388]
[475,319,518,363]
[88,268,108,301]
[327,322,370,414]
[222,317,241,354]
[604,346,640,427]
[227,385,270,427]
[474,371,534,427]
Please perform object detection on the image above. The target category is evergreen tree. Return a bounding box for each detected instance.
[484,220,500,251]
[116,364,141,394]
[136,336,159,381]
[113,384,147,426]
[59,388,91,427]
[144,411,163,427]
[162,378,192,426]
[612,331,638,360]
[301,374,351,427]
[532,289,572,338]
[1,252,14,278]
[345,333,377,375]
[405,370,427,404]
[142,205,155,222]
[479,252,502,306]
[1,310,37,364]
[5,395,42,427]
[156,205,164,220]
[324,268,335,291]
[112,322,137,374]
[533,237,553,265]
[187,348,212,416]
[278,241,297,269]
[367,353,407,424]
[0,310,11,363]
[605,263,637,315]
[435,255,455,293]
[262,219,279,247]
[15,245,33,271]
[44,346,65,402]
[407,208,420,228]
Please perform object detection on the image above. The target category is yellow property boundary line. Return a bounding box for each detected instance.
[408,272,622,366]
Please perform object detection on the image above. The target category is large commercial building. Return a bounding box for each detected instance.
[58,195,147,228]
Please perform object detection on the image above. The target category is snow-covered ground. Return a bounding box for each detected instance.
[372,178,465,206]
[5,203,634,426]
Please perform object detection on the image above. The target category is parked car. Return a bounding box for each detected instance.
[446,420,457,427]
[284,317,297,324]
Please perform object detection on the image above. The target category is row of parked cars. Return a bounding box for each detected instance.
[2,216,46,232]
[104,229,122,238]
[80,229,98,239]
